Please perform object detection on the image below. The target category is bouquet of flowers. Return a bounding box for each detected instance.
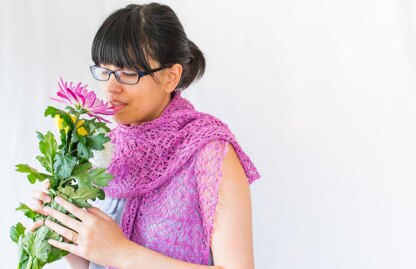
[10,78,117,269]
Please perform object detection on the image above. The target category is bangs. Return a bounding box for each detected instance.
[91,8,151,71]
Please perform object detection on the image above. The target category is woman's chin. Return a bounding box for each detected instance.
[112,115,127,125]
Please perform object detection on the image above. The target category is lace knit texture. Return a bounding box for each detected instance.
[104,91,261,268]
[90,140,227,268]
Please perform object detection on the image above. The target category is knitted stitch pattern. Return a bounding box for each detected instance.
[104,91,260,267]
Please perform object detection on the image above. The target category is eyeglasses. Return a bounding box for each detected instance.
[89,65,167,85]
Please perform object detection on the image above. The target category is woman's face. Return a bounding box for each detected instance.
[100,59,178,126]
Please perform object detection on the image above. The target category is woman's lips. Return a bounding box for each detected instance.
[110,100,127,111]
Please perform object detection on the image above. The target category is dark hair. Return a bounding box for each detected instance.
[91,3,205,90]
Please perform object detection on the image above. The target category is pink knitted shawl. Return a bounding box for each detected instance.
[104,91,260,265]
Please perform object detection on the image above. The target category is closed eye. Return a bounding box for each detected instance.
[99,69,111,75]
[120,70,138,77]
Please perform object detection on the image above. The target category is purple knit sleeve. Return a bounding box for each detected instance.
[195,139,229,250]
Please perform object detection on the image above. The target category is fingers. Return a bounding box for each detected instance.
[48,239,79,256]
[31,189,52,203]
[53,197,89,222]
[44,219,78,243]
[30,200,45,215]
[43,205,82,232]
[31,189,52,215]
[28,219,44,232]
[86,207,112,222]
[44,180,51,190]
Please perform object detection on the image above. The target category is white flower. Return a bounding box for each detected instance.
[90,142,114,169]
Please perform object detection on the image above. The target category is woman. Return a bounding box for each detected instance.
[30,3,260,268]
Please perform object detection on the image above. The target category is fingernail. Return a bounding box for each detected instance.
[55,196,62,203]
[43,207,50,214]
[46,196,52,203]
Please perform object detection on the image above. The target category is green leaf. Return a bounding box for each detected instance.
[22,232,36,257]
[59,186,101,208]
[44,106,60,117]
[21,225,64,267]
[15,203,41,221]
[38,131,57,156]
[53,153,77,179]
[77,139,91,160]
[36,131,58,174]
[94,121,111,133]
[24,256,34,269]
[72,167,113,188]
[46,228,67,262]
[33,226,51,262]
[45,106,75,136]
[35,156,50,175]
[74,187,101,203]
[58,129,68,152]
[10,222,26,243]
[48,175,60,191]
[70,129,79,143]
[17,235,29,269]
[15,164,50,184]
[44,106,70,122]
[71,162,92,175]
[97,188,105,200]
[87,133,110,151]
[50,199,67,215]
[64,105,78,115]
[83,118,111,134]
[47,246,66,263]
[33,258,45,269]
[57,186,76,198]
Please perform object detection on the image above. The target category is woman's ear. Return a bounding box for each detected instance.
[163,63,183,93]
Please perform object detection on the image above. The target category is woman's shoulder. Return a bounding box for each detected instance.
[194,139,229,171]
[197,139,248,181]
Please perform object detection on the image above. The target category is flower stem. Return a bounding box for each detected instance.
[58,177,73,189]
[67,113,80,156]
[25,255,33,269]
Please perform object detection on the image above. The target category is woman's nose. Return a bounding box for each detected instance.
[103,74,123,94]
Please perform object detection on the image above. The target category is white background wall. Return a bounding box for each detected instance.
[1,0,416,268]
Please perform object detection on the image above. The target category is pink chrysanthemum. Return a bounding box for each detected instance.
[51,77,117,122]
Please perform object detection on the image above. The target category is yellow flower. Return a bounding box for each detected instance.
[54,115,88,136]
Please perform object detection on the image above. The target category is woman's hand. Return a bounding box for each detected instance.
[43,196,132,267]
[28,181,90,269]
[27,180,51,232]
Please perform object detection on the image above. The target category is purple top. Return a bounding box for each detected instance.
[99,91,260,268]
[90,140,231,268]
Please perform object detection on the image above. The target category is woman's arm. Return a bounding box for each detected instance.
[210,143,255,268]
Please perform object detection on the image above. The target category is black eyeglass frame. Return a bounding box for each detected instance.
[89,65,168,85]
